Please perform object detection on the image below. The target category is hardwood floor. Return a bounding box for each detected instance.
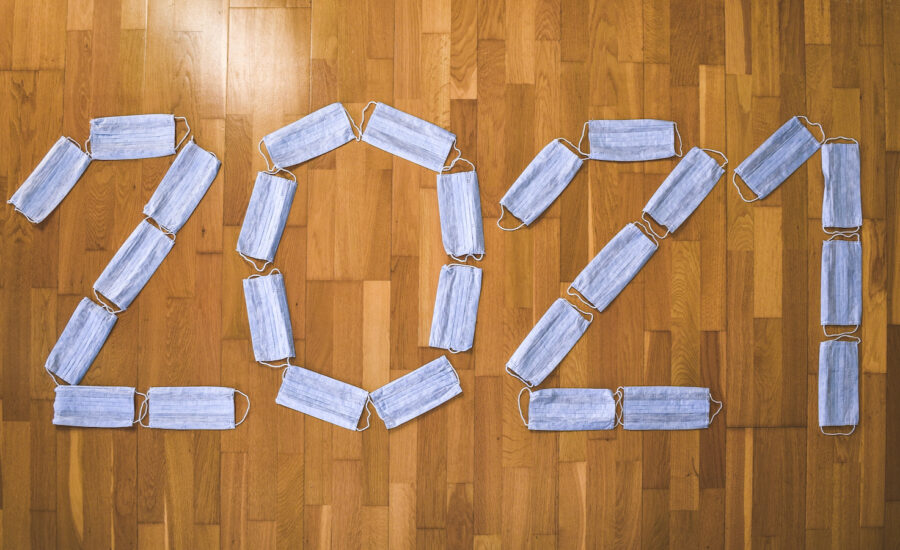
[1,0,898,548]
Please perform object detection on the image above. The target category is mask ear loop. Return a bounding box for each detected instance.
[827,231,861,242]
[443,143,475,172]
[796,115,826,145]
[93,289,124,315]
[137,393,151,427]
[144,215,176,242]
[174,116,191,150]
[701,148,729,169]
[450,253,484,263]
[356,101,377,141]
[496,204,526,232]
[565,299,595,323]
[708,390,723,425]
[234,389,251,426]
[565,285,599,312]
[247,266,282,281]
[44,363,62,387]
[640,211,670,241]
[576,121,590,158]
[343,105,364,141]
[824,226,861,238]
[357,397,373,431]
[7,202,41,224]
[633,219,660,247]
[823,136,859,145]
[673,122,684,157]
[731,172,760,203]
[822,325,859,338]
[133,391,149,425]
[260,359,292,369]
[258,138,275,173]
[821,424,856,436]
[505,365,532,388]
[264,166,298,183]
[237,251,270,273]
[614,387,624,427]
[556,137,590,160]
[829,333,862,344]
[81,136,93,157]
[517,386,531,428]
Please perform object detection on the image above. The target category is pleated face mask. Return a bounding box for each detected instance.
[142,386,249,430]
[93,220,175,312]
[820,236,862,330]
[732,116,824,202]
[619,386,722,430]
[498,140,584,229]
[821,139,862,232]
[429,264,482,353]
[243,270,295,362]
[53,386,142,428]
[436,170,485,261]
[369,355,462,429]
[45,298,117,385]
[8,136,92,223]
[360,102,457,172]
[568,223,657,312]
[517,387,616,431]
[585,119,681,161]
[642,147,727,236]
[87,114,189,160]
[236,172,298,270]
[142,139,221,233]
[506,298,593,388]
[260,103,356,170]
[276,365,371,431]
[818,338,859,435]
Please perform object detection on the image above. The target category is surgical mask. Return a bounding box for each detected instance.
[140,386,250,430]
[429,264,482,353]
[360,102,457,172]
[7,136,91,223]
[436,169,485,261]
[243,269,295,362]
[93,220,175,313]
[818,337,859,436]
[259,103,356,171]
[732,116,824,202]
[517,387,616,431]
[142,138,221,233]
[53,386,145,428]
[820,235,862,333]
[821,138,862,234]
[276,365,371,431]
[497,139,584,230]
[236,172,298,271]
[506,298,593,388]
[641,147,727,237]
[618,386,722,430]
[369,355,462,429]
[568,223,657,312]
[583,119,682,161]
[86,114,189,160]
[45,298,117,385]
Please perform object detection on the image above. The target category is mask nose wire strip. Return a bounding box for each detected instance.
[731,172,760,203]
[576,121,590,157]
[708,391,723,424]
[823,136,859,145]
[674,122,684,157]
[822,325,859,339]
[235,389,251,426]
[614,387,624,426]
[357,398,373,431]
[496,204,526,232]
[237,251,270,273]
[134,391,149,424]
[797,115,826,144]
[174,116,191,150]
[93,289,124,315]
[357,101,377,141]
[556,137,590,160]
[640,211,670,240]
[257,138,275,173]
[701,148,729,168]
[517,386,531,427]
[565,285,599,312]
[505,365,532,388]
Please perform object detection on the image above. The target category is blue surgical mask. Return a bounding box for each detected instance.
[818,337,859,436]
[259,103,356,171]
[236,172,298,271]
[820,235,862,334]
[53,386,145,428]
[243,269,295,363]
[140,386,249,430]
[584,119,682,161]
[821,138,862,234]
[276,365,372,431]
[45,298,117,384]
[360,102,457,172]
[7,136,91,223]
[369,356,462,429]
[87,114,190,160]
[517,387,616,431]
[429,264,482,353]
[619,386,722,430]
[436,169,484,262]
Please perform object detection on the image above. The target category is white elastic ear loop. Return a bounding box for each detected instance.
[7,202,41,224]
[556,137,589,160]
[144,214,176,241]
[708,391,723,425]
[174,116,191,150]
[505,365,532,388]
[674,122,684,157]
[701,148,729,168]
[448,362,462,385]
[565,285,599,312]
[614,387,624,426]
[134,391,149,424]
[731,172,760,203]
[640,211,669,240]
[343,105,364,141]
[81,136,92,157]
[517,386,531,428]
[247,267,281,281]
[827,231,861,242]
[93,289,124,315]
[829,333,862,344]
[260,359,292,369]
[823,136,859,145]
[258,137,275,173]
[44,363,61,387]
[576,121,590,157]
[235,389,251,426]
[137,394,151,427]
[357,397,373,431]
[443,143,470,172]
[633,219,660,247]
[264,166,297,182]
[796,115,826,144]
[450,253,484,263]
[237,250,270,273]
[496,204,526,232]
[565,299,594,323]
[822,325,859,339]
[820,424,856,436]
[357,101,377,141]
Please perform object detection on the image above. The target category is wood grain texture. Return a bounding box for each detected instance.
[1,0,897,547]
